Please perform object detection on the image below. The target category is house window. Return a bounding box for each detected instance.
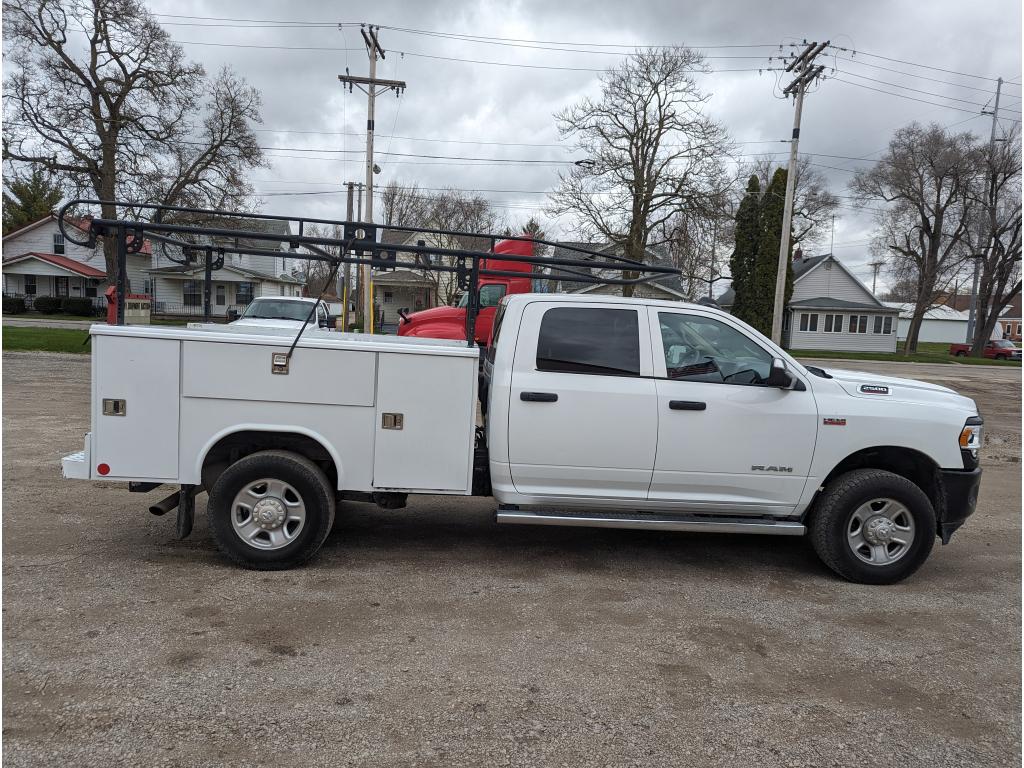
[873,316,883,334]
[143,279,152,295]
[53,232,65,255]
[183,280,201,307]
[383,290,393,303]
[799,313,818,332]
[849,315,868,333]
[23,275,36,295]
[54,276,69,297]
[84,280,97,298]
[824,314,844,333]
[279,285,285,296]
[236,282,254,304]
[216,285,226,306]
[883,316,893,334]
[783,313,790,331]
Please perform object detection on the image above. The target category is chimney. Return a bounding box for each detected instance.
[793,247,803,262]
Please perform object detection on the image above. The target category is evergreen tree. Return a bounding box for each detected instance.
[728,176,761,325]
[2,168,63,235]
[750,168,794,337]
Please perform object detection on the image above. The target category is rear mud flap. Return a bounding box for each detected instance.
[176,485,197,540]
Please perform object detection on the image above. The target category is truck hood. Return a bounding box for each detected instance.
[817,366,976,411]
[397,305,466,339]
[230,318,312,331]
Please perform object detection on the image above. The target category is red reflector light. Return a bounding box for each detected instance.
[97,463,110,476]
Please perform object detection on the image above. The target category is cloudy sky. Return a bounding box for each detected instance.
[143,0,1022,289]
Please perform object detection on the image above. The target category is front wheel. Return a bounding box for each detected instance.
[995,354,1007,360]
[207,450,336,570]
[809,469,935,584]
[955,350,967,357]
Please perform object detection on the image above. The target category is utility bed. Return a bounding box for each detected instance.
[65,324,480,494]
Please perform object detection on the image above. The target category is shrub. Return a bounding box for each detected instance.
[32,296,61,313]
[3,296,27,314]
[62,297,97,316]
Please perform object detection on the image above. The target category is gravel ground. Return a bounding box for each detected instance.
[3,351,1020,767]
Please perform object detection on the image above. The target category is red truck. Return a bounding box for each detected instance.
[949,339,1022,360]
[397,238,535,345]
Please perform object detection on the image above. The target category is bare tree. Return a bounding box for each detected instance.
[3,0,265,280]
[661,193,734,300]
[549,48,732,296]
[850,123,980,354]
[739,155,839,250]
[302,224,344,297]
[377,183,503,305]
[965,122,1022,353]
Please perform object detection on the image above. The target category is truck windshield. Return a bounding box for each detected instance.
[993,340,1016,348]
[241,300,313,322]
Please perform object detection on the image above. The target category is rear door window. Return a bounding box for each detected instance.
[536,307,640,376]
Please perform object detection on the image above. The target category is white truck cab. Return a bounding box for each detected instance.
[63,293,983,584]
[229,296,331,332]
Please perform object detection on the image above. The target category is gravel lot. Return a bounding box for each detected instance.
[3,351,1021,767]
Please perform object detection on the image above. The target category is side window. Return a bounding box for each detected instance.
[479,284,507,308]
[658,312,773,386]
[536,307,640,377]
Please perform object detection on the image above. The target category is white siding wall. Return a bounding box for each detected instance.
[785,311,898,352]
[793,260,879,305]
[3,219,152,292]
[896,317,969,344]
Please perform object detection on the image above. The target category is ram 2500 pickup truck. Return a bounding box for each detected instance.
[62,294,983,584]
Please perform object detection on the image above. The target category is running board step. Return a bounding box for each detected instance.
[495,508,805,536]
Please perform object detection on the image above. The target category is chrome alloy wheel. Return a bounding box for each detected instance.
[846,498,916,566]
[230,478,307,550]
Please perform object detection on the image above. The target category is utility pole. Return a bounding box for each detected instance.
[342,181,354,330]
[770,40,828,345]
[966,76,1003,345]
[868,259,885,295]
[338,25,406,334]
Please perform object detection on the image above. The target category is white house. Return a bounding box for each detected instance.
[549,242,691,302]
[718,253,899,353]
[883,302,971,344]
[3,214,303,316]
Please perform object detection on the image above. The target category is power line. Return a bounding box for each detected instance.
[827,54,1014,94]
[832,69,1021,112]
[828,45,1004,83]
[830,77,986,114]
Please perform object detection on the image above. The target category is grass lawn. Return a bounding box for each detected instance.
[3,326,92,354]
[792,341,1021,366]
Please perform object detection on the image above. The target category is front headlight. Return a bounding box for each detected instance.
[960,417,984,468]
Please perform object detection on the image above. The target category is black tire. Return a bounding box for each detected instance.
[207,450,335,570]
[995,354,1007,360]
[955,350,967,357]
[808,469,936,585]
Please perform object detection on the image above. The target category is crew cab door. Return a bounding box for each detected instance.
[506,302,657,499]
[646,308,818,514]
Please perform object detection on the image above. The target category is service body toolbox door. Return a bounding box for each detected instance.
[92,333,180,480]
[506,302,657,499]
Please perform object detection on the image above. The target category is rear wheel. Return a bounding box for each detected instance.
[995,353,1007,360]
[809,469,935,584]
[955,350,967,357]
[207,450,335,570]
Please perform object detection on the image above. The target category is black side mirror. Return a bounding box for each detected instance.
[767,357,805,390]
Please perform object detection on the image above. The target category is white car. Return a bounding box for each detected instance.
[229,296,331,332]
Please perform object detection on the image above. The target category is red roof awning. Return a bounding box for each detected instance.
[3,252,107,278]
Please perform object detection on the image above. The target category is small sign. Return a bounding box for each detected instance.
[859,384,890,395]
[124,293,151,325]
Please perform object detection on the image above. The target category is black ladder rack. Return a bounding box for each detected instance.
[58,199,681,344]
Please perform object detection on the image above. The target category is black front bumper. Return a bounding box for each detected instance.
[936,467,983,544]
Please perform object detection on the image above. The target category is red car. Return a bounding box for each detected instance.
[949,339,1022,360]
[397,238,535,345]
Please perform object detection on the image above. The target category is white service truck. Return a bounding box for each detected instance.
[62,293,983,584]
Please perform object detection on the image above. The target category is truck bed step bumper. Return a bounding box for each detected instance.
[61,433,91,480]
[495,508,805,536]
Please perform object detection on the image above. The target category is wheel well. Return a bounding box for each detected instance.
[821,446,941,513]
[201,431,338,491]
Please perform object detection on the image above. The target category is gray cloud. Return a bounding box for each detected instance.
[149,0,1022,286]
